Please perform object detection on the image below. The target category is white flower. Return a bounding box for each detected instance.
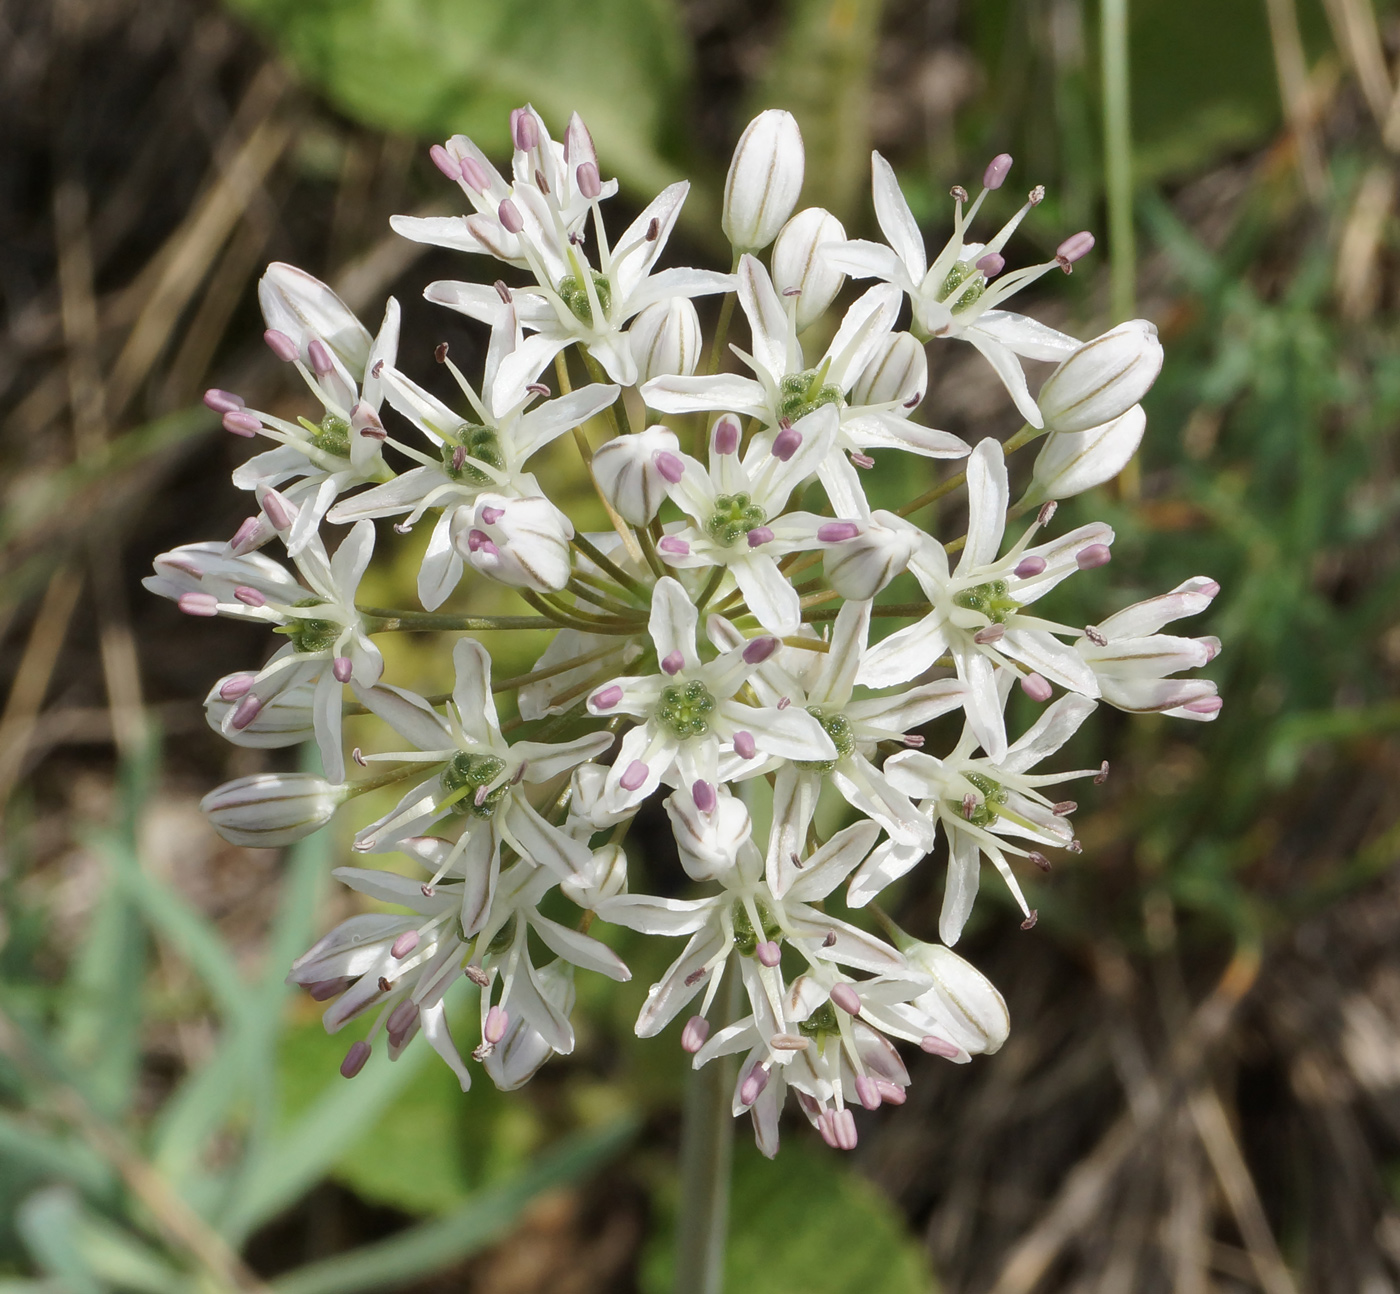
[648,404,844,633]
[870,692,1101,942]
[352,639,614,932]
[204,673,316,748]
[453,493,574,593]
[1036,320,1163,432]
[644,256,968,515]
[214,265,399,554]
[583,577,836,813]
[590,425,683,526]
[628,298,702,384]
[891,939,1010,1056]
[481,959,578,1091]
[722,109,805,252]
[202,773,344,847]
[824,152,1090,426]
[1025,405,1146,506]
[328,305,617,609]
[771,207,846,330]
[1078,577,1222,719]
[858,439,1112,760]
[145,507,382,782]
[822,508,923,600]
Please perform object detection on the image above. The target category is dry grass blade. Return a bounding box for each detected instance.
[1321,0,1394,129]
[1336,163,1395,320]
[1265,0,1327,196]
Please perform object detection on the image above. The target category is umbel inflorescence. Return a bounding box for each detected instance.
[148,107,1221,1157]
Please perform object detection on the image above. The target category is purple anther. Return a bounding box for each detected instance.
[692,779,716,813]
[333,656,353,684]
[309,978,349,1001]
[1185,696,1223,716]
[902,733,925,747]
[950,184,969,204]
[681,1015,710,1054]
[477,539,501,561]
[460,156,490,194]
[178,591,218,617]
[757,940,781,968]
[222,410,260,438]
[451,446,468,473]
[534,167,550,196]
[739,1065,770,1107]
[771,425,802,461]
[230,516,261,551]
[817,1111,839,1148]
[1084,626,1108,646]
[1021,910,1040,930]
[386,999,418,1038]
[353,748,367,767]
[484,1005,509,1044]
[850,451,875,469]
[339,1040,371,1078]
[264,328,299,362]
[592,685,623,711]
[262,490,294,531]
[1029,851,1051,872]
[1202,638,1221,662]
[657,535,690,557]
[983,152,1014,190]
[1056,230,1096,271]
[1076,543,1112,570]
[526,383,550,397]
[493,280,512,304]
[976,252,1006,279]
[576,161,601,199]
[230,695,263,730]
[1014,555,1047,578]
[203,388,245,414]
[653,450,685,483]
[467,528,490,552]
[833,1108,858,1150]
[962,793,978,820]
[830,983,861,1015]
[1051,802,1079,820]
[661,650,685,676]
[465,964,491,987]
[782,286,802,297]
[220,674,254,701]
[371,360,384,378]
[973,624,1005,645]
[619,760,649,791]
[732,730,756,761]
[233,585,265,607]
[743,636,777,664]
[429,143,461,180]
[1020,672,1053,702]
[684,968,707,987]
[747,526,774,548]
[511,108,539,151]
[307,339,334,377]
[1200,579,1222,598]
[921,1034,960,1058]
[856,1075,882,1110]
[706,417,740,458]
[479,505,505,525]
[872,1081,902,1106]
[498,199,524,234]
[1096,760,1110,785]
[392,929,420,959]
[818,521,861,544]
[474,785,490,807]
[646,218,660,242]
[777,696,790,710]
[1029,184,1047,205]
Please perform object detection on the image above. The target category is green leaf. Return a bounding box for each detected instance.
[270,1117,637,1294]
[15,1190,104,1294]
[225,0,695,200]
[643,1141,936,1294]
[0,1114,112,1198]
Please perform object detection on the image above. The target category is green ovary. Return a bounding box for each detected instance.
[299,413,351,457]
[795,706,856,773]
[706,492,766,546]
[962,771,1008,828]
[441,751,508,819]
[278,598,340,654]
[731,899,782,957]
[556,272,613,325]
[777,369,844,423]
[657,680,716,739]
[799,1001,839,1041]
[940,261,986,312]
[441,424,505,484]
[954,579,1020,624]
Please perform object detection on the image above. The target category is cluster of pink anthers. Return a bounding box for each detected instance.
[148,106,1220,1156]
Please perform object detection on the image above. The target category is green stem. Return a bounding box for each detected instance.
[635,524,668,581]
[519,589,636,635]
[895,423,1042,518]
[582,349,635,436]
[694,566,727,614]
[358,607,555,632]
[1101,0,1136,324]
[572,533,651,599]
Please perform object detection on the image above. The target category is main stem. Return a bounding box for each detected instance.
[674,974,739,1294]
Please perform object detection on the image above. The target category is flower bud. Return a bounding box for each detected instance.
[205,676,317,747]
[850,331,927,410]
[1025,405,1146,504]
[589,426,681,526]
[1037,320,1163,433]
[823,510,921,599]
[560,843,630,908]
[481,961,576,1092]
[452,494,573,592]
[664,787,752,882]
[627,298,702,385]
[722,109,804,253]
[771,207,846,330]
[258,263,372,378]
[201,773,343,847]
[904,941,1010,1055]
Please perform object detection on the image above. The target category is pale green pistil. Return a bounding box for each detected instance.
[940,261,986,313]
[799,1001,839,1041]
[298,413,352,458]
[795,705,855,773]
[658,680,716,739]
[277,597,340,654]
[777,368,843,423]
[441,751,508,819]
[731,899,781,957]
[557,271,612,325]
[706,492,766,546]
[954,579,1019,624]
[962,771,1008,828]
[441,424,505,484]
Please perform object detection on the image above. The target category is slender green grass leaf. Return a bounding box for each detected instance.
[15,1189,105,1294]
[0,1116,112,1198]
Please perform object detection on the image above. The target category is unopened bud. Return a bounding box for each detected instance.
[628,298,701,385]
[722,110,805,252]
[1038,320,1162,433]
[1027,405,1147,504]
[591,425,682,526]
[983,153,1013,190]
[453,494,573,592]
[201,773,343,847]
[823,509,920,600]
[771,207,846,329]
[851,331,927,410]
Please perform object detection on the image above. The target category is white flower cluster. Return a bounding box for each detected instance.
[149,106,1222,1157]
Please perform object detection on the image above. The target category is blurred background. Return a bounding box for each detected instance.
[3,0,1400,1290]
